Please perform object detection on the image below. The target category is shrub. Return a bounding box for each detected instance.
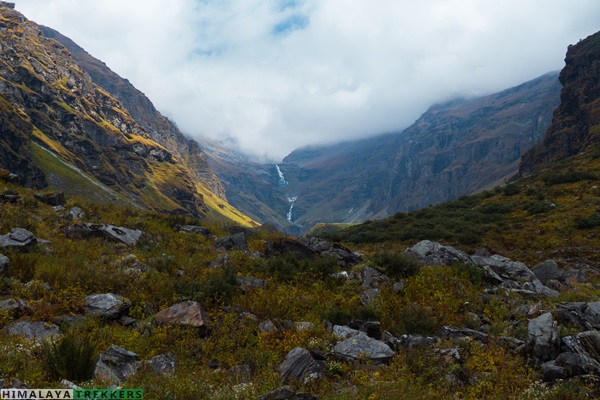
[388,303,438,336]
[575,213,600,229]
[8,253,39,282]
[369,251,420,278]
[255,254,337,283]
[502,183,521,196]
[543,170,598,185]
[42,332,98,382]
[524,202,555,215]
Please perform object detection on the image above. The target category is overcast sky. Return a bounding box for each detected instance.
[17,0,600,161]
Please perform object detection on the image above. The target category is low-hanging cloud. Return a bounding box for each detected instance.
[17,0,600,161]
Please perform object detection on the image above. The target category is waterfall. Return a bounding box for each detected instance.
[275,164,287,187]
[286,196,297,222]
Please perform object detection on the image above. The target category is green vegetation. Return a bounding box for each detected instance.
[1,184,593,398]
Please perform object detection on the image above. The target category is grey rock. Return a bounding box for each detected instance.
[0,298,30,317]
[532,260,563,285]
[405,240,473,266]
[555,302,588,330]
[333,325,363,340]
[562,331,600,360]
[0,253,8,274]
[472,254,534,280]
[277,347,324,384]
[259,320,280,333]
[441,326,489,343]
[34,191,65,206]
[5,321,60,341]
[542,352,600,381]
[294,322,315,332]
[351,266,389,289]
[63,223,143,246]
[94,345,141,384]
[394,334,439,350]
[229,364,252,383]
[0,228,40,248]
[178,225,213,236]
[265,238,316,260]
[84,293,131,320]
[307,237,361,267]
[237,276,267,291]
[526,312,560,363]
[216,232,248,252]
[360,288,380,307]
[348,320,382,339]
[66,207,85,221]
[583,302,600,329]
[153,300,208,331]
[334,334,395,362]
[147,353,176,376]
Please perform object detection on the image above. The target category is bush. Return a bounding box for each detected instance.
[321,306,381,326]
[175,267,238,305]
[42,332,98,382]
[524,202,555,215]
[389,303,438,336]
[369,251,420,278]
[575,213,600,229]
[255,254,338,283]
[7,253,39,282]
[502,183,521,196]
[543,170,598,185]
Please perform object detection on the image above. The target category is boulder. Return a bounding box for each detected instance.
[84,293,131,320]
[93,345,141,384]
[277,347,324,384]
[66,207,85,221]
[441,326,489,343]
[259,320,282,333]
[387,333,439,350]
[146,353,176,376]
[0,298,30,317]
[306,237,361,267]
[153,300,208,331]
[541,352,600,381]
[334,334,395,362]
[34,191,65,206]
[348,320,382,339]
[405,240,473,266]
[352,266,389,289]
[555,302,588,330]
[4,321,60,341]
[265,238,316,260]
[178,225,213,237]
[532,260,563,285]
[0,228,44,248]
[526,312,560,363]
[237,276,267,291]
[332,325,363,340]
[216,232,248,252]
[562,331,600,360]
[62,223,143,246]
[0,254,9,274]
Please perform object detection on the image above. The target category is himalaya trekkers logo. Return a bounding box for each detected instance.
[0,389,144,399]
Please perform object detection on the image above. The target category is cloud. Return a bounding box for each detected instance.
[17,0,600,160]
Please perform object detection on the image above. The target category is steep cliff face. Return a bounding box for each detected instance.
[0,5,252,224]
[39,25,227,200]
[275,72,561,228]
[520,31,600,173]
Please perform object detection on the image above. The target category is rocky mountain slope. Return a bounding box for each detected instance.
[0,4,253,225]
[520,31,600,173]
[208,73,560,232]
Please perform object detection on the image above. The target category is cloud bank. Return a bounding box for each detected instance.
[17,0,600,160]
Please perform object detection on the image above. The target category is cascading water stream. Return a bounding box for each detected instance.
[275,164,287,187]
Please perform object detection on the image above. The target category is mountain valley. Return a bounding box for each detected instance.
[1,2,600,399]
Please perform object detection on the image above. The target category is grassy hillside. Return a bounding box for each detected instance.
[320,144,600,270]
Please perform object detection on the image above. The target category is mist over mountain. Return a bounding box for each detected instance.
[205,72,561,232]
